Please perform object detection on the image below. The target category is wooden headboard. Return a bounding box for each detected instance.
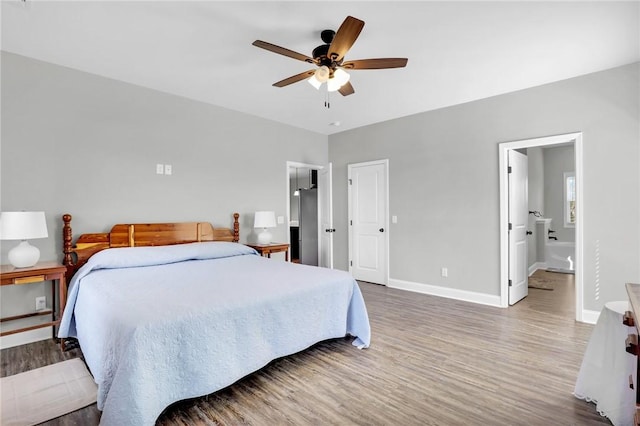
[62,213,240,279]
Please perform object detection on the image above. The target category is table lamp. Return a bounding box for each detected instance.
[0,211,49,268]
[254,211,276,245]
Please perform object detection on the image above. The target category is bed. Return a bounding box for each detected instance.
[57,213,370,426]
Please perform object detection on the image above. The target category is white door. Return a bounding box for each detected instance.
[349,160,388,284]
[319,164,333,269]
[508,150,528,305]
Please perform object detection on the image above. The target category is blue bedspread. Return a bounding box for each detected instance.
[58,242,370,425]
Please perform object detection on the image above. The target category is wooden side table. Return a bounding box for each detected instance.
[0,262,67,349]
[246,243,290,261]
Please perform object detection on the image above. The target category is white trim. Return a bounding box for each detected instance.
[499,132,585,322]
[575,136,584,322]
[528,262,547,276]
[563,171,576,228]
[0,328,50,349]
[388,278,502,307]
[348,159,390,285]
[581,309,600,325]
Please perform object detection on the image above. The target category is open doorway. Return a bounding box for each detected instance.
[288,164,319,265]
[499,132,585,321]
[286,161,333,268]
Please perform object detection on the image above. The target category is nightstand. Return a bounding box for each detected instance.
[246,243,290,261]
[0,262,67,349]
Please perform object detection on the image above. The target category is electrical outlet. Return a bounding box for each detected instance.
[277,216,284,224]
[35,296,46,311]
[441,267,448,278]
[164,164,172,175]
[156,163,164,174]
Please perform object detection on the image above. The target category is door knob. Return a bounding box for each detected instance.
[526,231,532,235]
[379,228,384,233]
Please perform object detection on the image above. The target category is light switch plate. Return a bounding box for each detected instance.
[35,296,46,311]
[164,164,172,175]
[156,164,164,174]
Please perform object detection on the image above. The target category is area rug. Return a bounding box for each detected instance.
[0,358,97,426]
[528,276,554,291]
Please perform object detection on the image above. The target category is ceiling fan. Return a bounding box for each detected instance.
[252,16,408,97]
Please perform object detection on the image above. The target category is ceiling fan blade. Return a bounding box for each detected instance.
[328,16,365,63]
[273,70,317,87]
[342,58,408,70]
[338,81,355,96]
[252,40,315,64]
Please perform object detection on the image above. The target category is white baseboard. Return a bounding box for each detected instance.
[0,328,51,350]
[388,278,502,307]
[580,309,600,324]
[528,262,547,276]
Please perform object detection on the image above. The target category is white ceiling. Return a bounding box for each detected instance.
[2,1,639,135]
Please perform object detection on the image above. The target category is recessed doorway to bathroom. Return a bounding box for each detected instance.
[499,132,584,321]
[528,144,576,275]
[523,143,577,318]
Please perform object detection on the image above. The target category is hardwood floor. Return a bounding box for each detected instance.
[524,269,577,318]
[1,272,610,425]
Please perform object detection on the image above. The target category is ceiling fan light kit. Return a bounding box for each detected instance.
[252,15,407,99]
[326,68,350,92]
[315,66,330,82]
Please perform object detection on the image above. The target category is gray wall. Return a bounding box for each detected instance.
[1,52,327,346]
[329,62,640,312]
[527,147,544,268]
[543,145,575,243]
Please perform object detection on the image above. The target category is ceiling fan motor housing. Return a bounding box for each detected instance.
[312,44,334,66]
[313,29,338,67]
[320,29,335,44]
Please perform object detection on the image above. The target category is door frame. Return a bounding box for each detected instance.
[286,161,324,263]
[498,132,584,321]
[347,159,390,285]
[318,163,334,269]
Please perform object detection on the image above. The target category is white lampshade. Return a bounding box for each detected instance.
[334,68,350,85]
[254,211,276,228]
[308,75,322,90]
[0,211,48,240]
[315,66,330,82]
[0,211,49,268]
[254,211,276,245]
[327,68,350,92]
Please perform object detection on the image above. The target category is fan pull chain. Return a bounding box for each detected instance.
[324,90,330,109]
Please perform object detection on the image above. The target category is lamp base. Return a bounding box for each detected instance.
[257,229,272,245]
[8,240,41,268]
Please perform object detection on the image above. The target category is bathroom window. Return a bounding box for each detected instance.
[564,172,576,227]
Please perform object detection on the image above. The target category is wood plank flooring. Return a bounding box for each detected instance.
[1,272,611,425]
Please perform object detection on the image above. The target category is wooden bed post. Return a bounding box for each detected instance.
[233,213,240,242]
[62,214,75,277]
